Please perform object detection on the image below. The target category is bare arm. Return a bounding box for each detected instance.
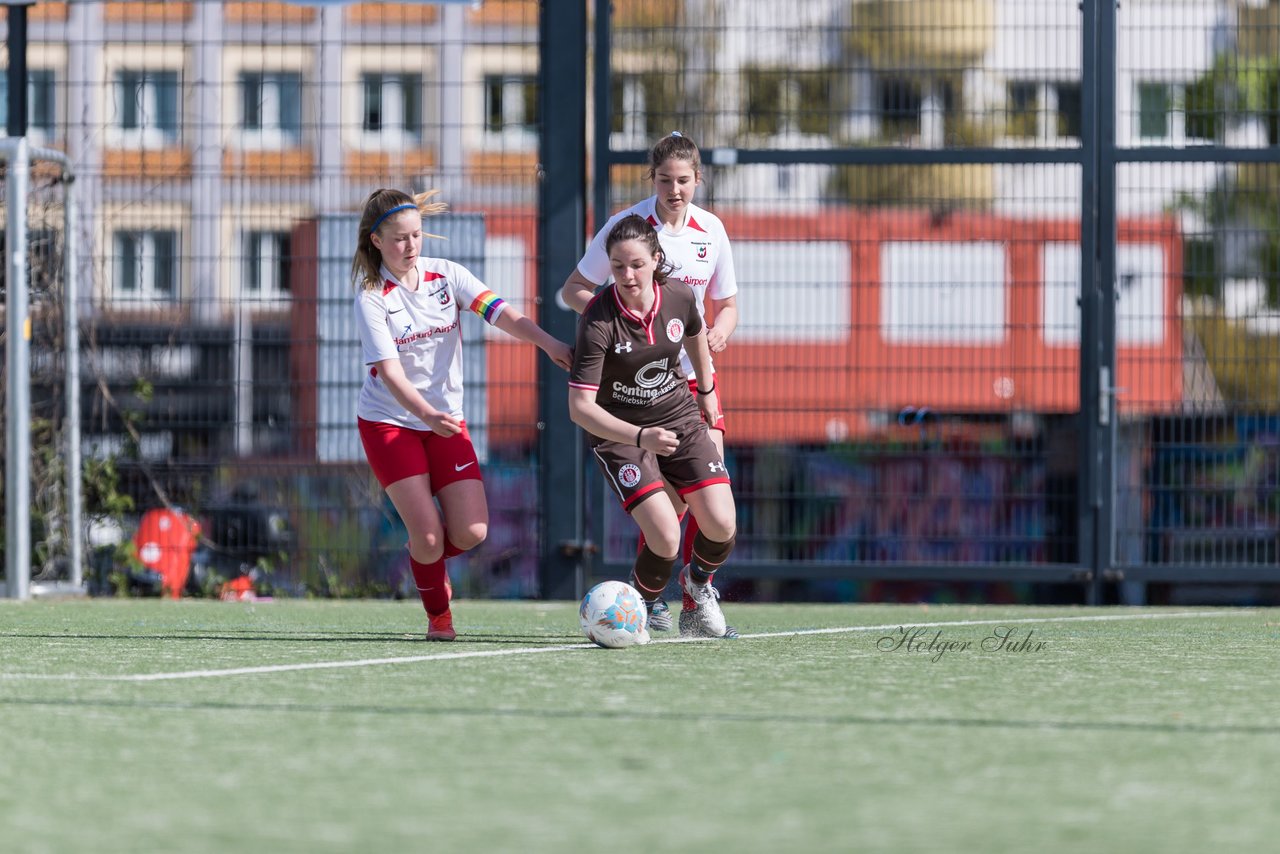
[559,268,602,315]
[707,295,738,353]
[684,328,721,426]
[493,306,573,370]
[373,358,461,437]
[568,387,679,456]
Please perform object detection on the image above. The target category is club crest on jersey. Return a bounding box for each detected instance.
[696,243,709,260]
[615,341,633,354]
[435,288,451,306]
[618,463,642,488]
[666,319,684,342]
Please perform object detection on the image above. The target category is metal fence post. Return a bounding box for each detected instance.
[5,137,32,599]
[65,172,83,588]
[536,0,589,600]
[1094,0,1120,601]
[1078,0,1119,603]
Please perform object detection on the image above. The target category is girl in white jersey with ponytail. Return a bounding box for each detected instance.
[560,133,740,637]
[355,188,572,641]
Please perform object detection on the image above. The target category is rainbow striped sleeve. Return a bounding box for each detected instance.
[469,290,506,324]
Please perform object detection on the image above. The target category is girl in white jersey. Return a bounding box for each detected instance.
[354,188,572,641]
[560,133,740,636]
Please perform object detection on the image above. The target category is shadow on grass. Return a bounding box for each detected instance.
[0,695,1276,736]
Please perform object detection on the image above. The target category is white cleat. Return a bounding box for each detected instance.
[678,565,728,638]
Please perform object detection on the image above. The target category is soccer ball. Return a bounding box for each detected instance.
[579,580,649,648]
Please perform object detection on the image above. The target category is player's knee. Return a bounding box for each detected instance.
[408,532,445,564]
[452,522,487,552]
[697,511,735,543]
[648,528,680,558]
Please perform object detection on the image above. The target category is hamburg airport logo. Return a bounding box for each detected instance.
[618,464,642,488]
[666,319,684,342]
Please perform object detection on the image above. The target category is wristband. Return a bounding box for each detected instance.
[696,381,716,395]
[636,427,645,447]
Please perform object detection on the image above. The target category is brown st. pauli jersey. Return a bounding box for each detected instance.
[569,280,705,434]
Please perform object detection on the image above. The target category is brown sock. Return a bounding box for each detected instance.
[630,544,678,601]
[690,531,735,586]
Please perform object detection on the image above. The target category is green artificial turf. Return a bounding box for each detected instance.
[1,599,1276,853]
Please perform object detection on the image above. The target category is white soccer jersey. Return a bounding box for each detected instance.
[576,196,737,377]
[354,256,509,428]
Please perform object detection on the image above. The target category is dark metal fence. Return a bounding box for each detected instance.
[577,0,1280,602]
[5,1,1279,602]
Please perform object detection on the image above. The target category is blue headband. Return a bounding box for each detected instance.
[371,203,417,233]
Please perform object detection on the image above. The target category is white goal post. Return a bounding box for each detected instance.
[4,136,83,600]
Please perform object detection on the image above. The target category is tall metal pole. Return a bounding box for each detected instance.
[65,175,84,588]
[1079,1,1119,603]
[6,1,30,138]
[1078,0,1101,601]
[536,0,588,600]
[5,137,32,599]
[1094,0,1120,601]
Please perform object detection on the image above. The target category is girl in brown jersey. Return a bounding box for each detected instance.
[560,132,740,635]
[568,215,737,638]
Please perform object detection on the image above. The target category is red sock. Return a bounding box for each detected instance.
[438,525,469,559]
[681,514,699,565]
[680,515,702,610]
[410,556,451,616]
[636,510,686,558]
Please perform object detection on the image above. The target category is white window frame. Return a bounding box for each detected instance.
[1133,79,1214,145]
[241,229,292,304]
[481,73,537,150]
[343,45,437,152]
[1136,80,1178,143]
[111,68,181,149]
[610,72,654,149]
[360,71,422,148]
[238,71,302,149]
[112,229,178,302]
[1000,80,1081,145]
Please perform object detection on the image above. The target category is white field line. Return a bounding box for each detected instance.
[0,609,1259,683]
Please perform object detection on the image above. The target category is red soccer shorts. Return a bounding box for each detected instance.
[358,418,483,490]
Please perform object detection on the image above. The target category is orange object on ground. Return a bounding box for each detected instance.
[133,508,201,598]
[220,576,255,602]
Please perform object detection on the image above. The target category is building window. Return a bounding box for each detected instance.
[242,230,292,300]
[114,230,177,300]
[878,76,923,142]
[361,72,422,142]
[1054,82,1082,140]
[1137,82,1172,139]
[239,71,302,145]
[483,74,537,145]
[0,68,57,141]
[1006,81,1038,139]
[745,69,833,138]
[1003,80,1082,143]
[611,73,664,144]
[1137,80,1216,144]
[114,69,180,146]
